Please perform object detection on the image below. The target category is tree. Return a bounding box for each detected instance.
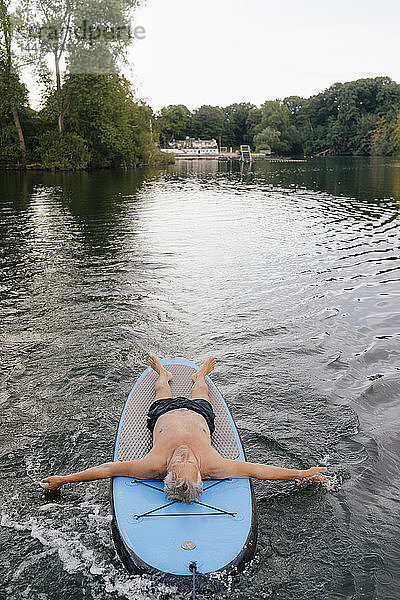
[0,0,27,158]
[297,77,400,155]
[191,105,225,140]
[354,113,379,155]
[15,0,141,131]
[254,126,280,152]
[245,107,262,146]
[157,104,192,145]
[256,100,302,154]
[391,111,400,155]
[282,96,304,120]
[223,102,255,147]
[369,112,400,156]
[38,72,164,168]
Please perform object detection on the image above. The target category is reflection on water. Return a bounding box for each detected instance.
[1,158,399,600]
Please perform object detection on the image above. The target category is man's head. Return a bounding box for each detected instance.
[164,445,203,502]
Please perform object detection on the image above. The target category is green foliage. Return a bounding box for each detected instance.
[223,102,256,146]
[15,0,141,86]
[155,82,400,156]
[129,99,172,164]
[257,100,302,154]
[298,77,400,156]
[283,96,305,119]
[369,113,400,156]
[191,105,225,139]
[0,122,22,163]
[157,104,192,145]
[20,108,51,162]
[254,127,280,152]
[0,69,27,117]
[391,113,400,155]
[0,0,167,170]
[34,73,167,168]
[0,0,29,157]
[157,103,261,149]
[38,130,90,168]
[245,108,262,143]
[62,73,135,167]
[354,113,379,155]
[2,68,400,168]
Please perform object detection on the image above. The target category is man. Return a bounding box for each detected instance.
[40,356,329,501]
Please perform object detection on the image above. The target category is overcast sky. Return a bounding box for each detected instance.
[22,0,400,111]
[126,0,400,111]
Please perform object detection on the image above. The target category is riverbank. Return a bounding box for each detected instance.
[170,154,307,162]
[0,156,175,171]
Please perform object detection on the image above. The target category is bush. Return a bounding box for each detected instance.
[0,124,24,164]
[38,131,90,169]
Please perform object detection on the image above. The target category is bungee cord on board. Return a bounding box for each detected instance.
[131,478,236,519]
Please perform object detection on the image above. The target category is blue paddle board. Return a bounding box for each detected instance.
[111,356,257,576]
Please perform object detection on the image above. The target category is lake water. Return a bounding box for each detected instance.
[1,157,399,600]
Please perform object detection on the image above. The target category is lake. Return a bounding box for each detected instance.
[1,156,399,600]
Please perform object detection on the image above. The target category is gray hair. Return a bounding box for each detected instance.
[163,472,203,503]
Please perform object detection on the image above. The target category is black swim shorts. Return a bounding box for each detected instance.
[147,397,216,435]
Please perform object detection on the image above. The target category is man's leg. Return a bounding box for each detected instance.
[149,355,173,400]
[191,357,216,401]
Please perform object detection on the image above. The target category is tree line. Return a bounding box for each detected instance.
[157,77,400,156]
[1,0,399,168]
[0,0,171,169]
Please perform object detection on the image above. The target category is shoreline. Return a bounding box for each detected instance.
[1,154,398,172]
[0,159,175,172]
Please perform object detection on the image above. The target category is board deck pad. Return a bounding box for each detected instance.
[117,363,239,461]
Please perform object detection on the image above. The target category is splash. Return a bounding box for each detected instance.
[321,473,343,492]
[1,508,179,599]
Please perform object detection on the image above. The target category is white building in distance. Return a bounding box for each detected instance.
[162,137,219,155]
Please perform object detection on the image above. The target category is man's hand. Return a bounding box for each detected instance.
[302,467,330,483]
[40,476,65,490]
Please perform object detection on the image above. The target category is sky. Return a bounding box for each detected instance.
[22,0,400,111]
[125,0,400,111]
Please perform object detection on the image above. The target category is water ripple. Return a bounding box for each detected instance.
[1,159,399,600]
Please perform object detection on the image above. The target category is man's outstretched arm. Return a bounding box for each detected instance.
[40,459,161,490]
[210,460,329,482]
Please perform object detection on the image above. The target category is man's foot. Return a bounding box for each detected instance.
[192,356,216,382]
[149,355,173,381]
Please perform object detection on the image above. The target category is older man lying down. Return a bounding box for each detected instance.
[40,356,329,501]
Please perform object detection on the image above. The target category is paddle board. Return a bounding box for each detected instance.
[111,356,257,576]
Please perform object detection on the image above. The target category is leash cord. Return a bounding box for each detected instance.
[189,562,197,600]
